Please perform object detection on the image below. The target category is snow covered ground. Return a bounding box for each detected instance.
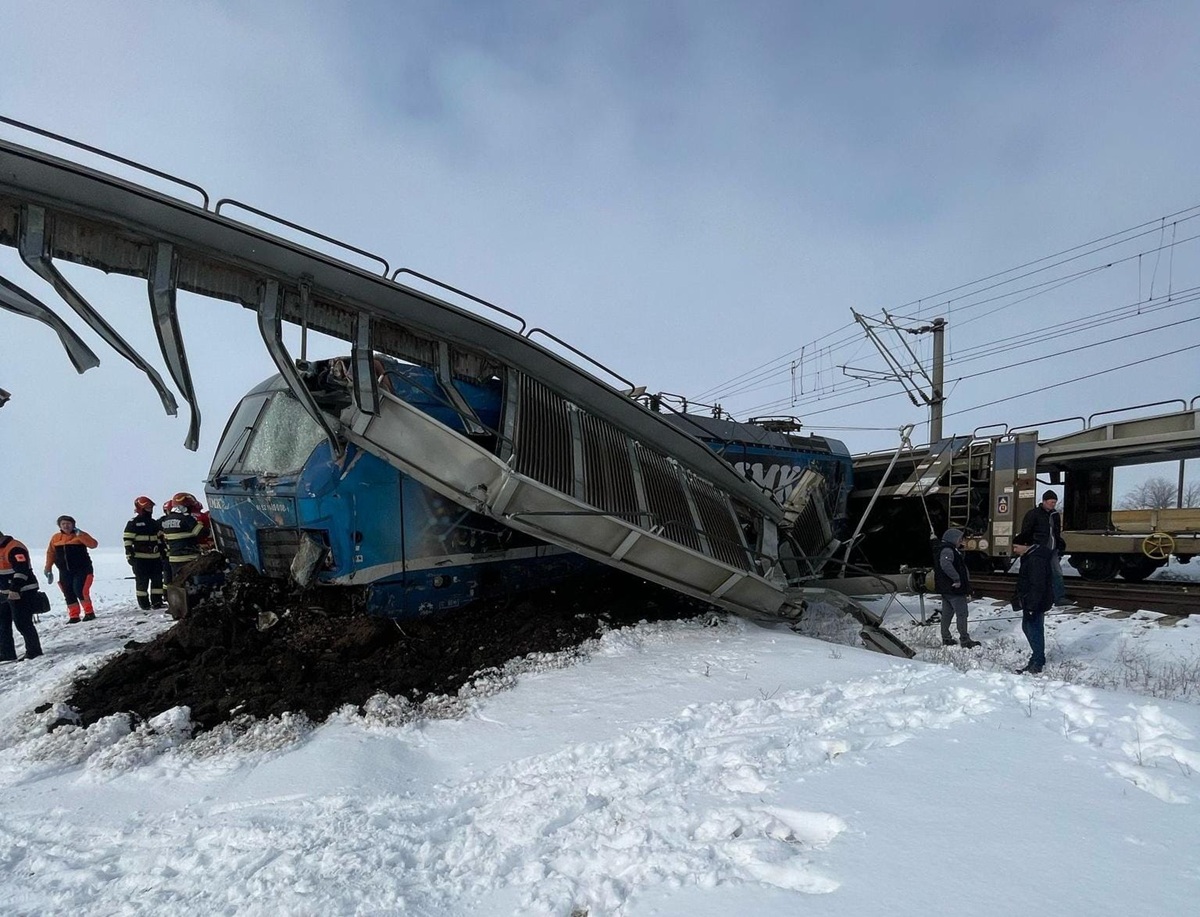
[2,549,1199,916]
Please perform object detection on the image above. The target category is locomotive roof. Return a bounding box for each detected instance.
[659,413,849,458]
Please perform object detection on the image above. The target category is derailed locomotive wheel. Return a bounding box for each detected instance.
[1142,532,1175,561]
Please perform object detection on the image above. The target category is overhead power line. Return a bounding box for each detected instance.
[719,288,1200,411]
[737,315,1200,420]
[696,201,1200,403]
[939,340,1200,421]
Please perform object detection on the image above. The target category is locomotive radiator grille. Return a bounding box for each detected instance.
[258,528,302,579]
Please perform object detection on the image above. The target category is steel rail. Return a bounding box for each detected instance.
[969,572,1199,617]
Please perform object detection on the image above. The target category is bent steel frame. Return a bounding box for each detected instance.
[0,125,841,619]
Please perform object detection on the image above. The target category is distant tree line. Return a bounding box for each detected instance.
[1118,476,1200,509]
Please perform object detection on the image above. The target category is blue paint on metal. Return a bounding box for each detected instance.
[205,359,853,618]
[205,362,595,619]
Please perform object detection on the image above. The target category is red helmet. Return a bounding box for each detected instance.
[172,491,202,512]
[134,496,155,513]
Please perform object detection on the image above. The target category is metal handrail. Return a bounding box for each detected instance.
[971,422,1010,439]
[214,198,390,276]
[525,327,635,388]
[390,268,526,334]
[1008,416,1086,437]
[0,115,211,209]
[1087,399,1188,429]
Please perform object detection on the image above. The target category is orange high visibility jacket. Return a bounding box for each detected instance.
[1,535,38,593]
[45,530,98,574]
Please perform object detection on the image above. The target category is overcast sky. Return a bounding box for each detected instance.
[1,1,1198,545]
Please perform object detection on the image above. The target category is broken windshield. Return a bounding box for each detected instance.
[237,393,327,476]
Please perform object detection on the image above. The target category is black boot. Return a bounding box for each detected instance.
[960,637,981,649]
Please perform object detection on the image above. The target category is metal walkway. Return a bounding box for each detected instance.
[0,121,836,620]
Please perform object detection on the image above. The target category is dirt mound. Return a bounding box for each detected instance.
[65,566,713,731]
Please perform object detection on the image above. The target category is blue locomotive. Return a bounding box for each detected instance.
[204,357,852,618]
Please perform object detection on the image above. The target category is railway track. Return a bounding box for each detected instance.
[969,573,1200,617]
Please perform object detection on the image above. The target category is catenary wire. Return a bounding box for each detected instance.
[696,203,1200,401]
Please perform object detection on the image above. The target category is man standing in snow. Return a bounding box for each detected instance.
[124,496,167,610]
[1018,491,1067,605]
[45,514,99,622]
[0,528,45,662]
[1012,538,1055,674]
[932,529,980,648]
[159,493,209,581]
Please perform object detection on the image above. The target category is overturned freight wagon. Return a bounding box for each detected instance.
[0,118,865,633]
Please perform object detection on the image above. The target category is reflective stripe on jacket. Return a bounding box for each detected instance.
[159,512,207,562]
[124,513,166,560]
[1,536,40,593]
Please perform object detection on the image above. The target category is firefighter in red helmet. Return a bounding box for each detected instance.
[159,492,212,580]
[124,496,167,610]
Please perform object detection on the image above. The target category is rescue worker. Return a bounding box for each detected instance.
[931,529,981,648]
[1,527,45,661]
[159,492,210,580]
[123,496,166,609]
[190,495,215,552]
[44,514,98,623]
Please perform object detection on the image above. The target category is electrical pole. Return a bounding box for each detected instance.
[845,311,949,446]
[930,318,945,442]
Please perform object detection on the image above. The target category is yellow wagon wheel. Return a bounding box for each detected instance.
[1142,532,1175,560]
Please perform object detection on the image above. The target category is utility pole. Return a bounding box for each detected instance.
[929,318,945,442]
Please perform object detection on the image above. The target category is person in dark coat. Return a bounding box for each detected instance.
[1013,538,1056,673]
[159,493,209,581]
[1018,491,1067,604]
[0,528,45,662]
[932,529,980,648]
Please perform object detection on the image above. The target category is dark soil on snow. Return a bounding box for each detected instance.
[63,565,713,732]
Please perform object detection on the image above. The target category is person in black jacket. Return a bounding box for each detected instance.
[1018,491,1067,604]
[124,496,166,610]
[1013,538,1056,674]
[0,528,44,662]
[159,496,208,581]
[932,529,981,648]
